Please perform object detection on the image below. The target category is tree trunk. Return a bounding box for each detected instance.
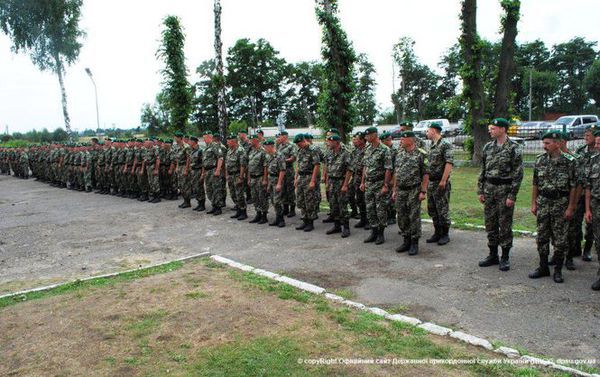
[213,0,228,140]
[460,0,486,164]
[493,0,520,118]
[55,55,72,139]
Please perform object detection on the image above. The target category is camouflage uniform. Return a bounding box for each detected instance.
[349,145,367,226]
[225,145,247,211]
[175,143,192,204]
[203,141,226,209]
[82,149,93,191]
[325,146,351,225]
[124,146,136,196]
[477,138,523,249]
[169,143,180,197]
[190,145,205,207]
[135,147,149,198]
[145,144,161,199]
[296,145,321,221]
[266,151,286,217]
[248,146,268,214]
[363,143,392,229]
[278,141,297,212]
[576,143,597,258]
[394,146,428,240]
[585,153,600,277]
[427,138,454,231]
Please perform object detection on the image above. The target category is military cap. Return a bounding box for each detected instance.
[164,138,174,144]
[279,130,288,136]
[400,120,413,128]
[353,131,365,138]
[585,123,599,131]
[327,128,340,134]
[248,134,258,140]
[593,130,600,137]
[379,132,392,140]
[136,138,144,142]
[105,138,112,142]
[542,131,562,140]
[263,139,275,146]
[401,131,416,138]
[256,129,264,135]
[212,132,222,138]
[364,126,378,135]
[305,133,314,140]
[491,118,510,129]
[429,121,443,131]
[226,134,237,140]
[174,131,184,137]
[293,134,305,143]
[327,134,341,142]
[190,136,199,142]
[157,138,164,142]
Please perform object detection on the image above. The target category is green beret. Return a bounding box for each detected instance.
[364,127,378,135]
[136,138,144,142]
[212,133,222,139]
[400,121,413,128]
[327,134,341,142]
[249,135,258,140]
[263,139,275,146]
[226,134,237,140]
[379,132,392,140]
[174,131,184,137]
[105,138,112,142]
[190,136,199,142]
[279,130,288,136]
[157,138,164,143]
[293,134,305,144]
[491,118,510,129]
[429,122,443,131]
[585,124,599,131]
[561,131,570,141]
[165,139,173,144]
[542,131,562,140]
[327,128,340,134]
[256,129,264,135]
[401,131,416,138]
[594,130,600,137]
[353,131,365,138]
[305,133,314,140]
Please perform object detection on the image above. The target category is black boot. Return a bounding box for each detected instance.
[326,221,342,235]
[212,207,222,215]
[341,221,350,238]
[258,212,268,224]
[426,224,440,243]
[350,205,358,219]
[287,205,296,218]
[178,200,186,208]
[364,227,377,243]
[303,219,314,232]
[282,205,289,216]
[364,223,372,230]
[296,219,307,230]
[408,239,419,256]
[206,206,216,214]
[180,199,191,209]
[322,214,334,223]
[529,256,551,279]
[237,209,248,220]
[354,214,367,228]
[249,211,261,223]
[277,214,286,228]
[592,278,600,291]
[553,259,564,283]
[565,257,576,271]
[548,254,556,266]
[396,237,411,253]
[375,226,385,245]
[437,225,450,245]
[499,247,511,271]
[582,241,592,262]
[194,201,206,212]
[479,246,500,267]
[269,212,279,226]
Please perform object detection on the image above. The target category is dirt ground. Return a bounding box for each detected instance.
[0,259,537,376]
[1,175,599,364]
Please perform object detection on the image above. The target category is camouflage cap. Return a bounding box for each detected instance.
[541,131,562,140]
[364,126,378,135]
[491,118,510,129]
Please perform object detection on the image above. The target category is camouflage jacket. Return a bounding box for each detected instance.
[363,143,392,182]
[202,142,223,169]
[296,145,321,175]
[325,147,351,179]
[225,146,246,174]
[533,153,576,196]
[266,152,286,176]
[277,142,296,170]
[350,146,365,175]
[585,153,600,199]
[477,138,523,200]
[247,147,266,176]
[427,138,453,181]
[394,147,428,188]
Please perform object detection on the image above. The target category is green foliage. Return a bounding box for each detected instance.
[157,15,193,133]
[463,136,474,158]
[584,59,600,106]
[0,139,31,148]
[354,53,377,125]
[191,60,219,133]
[227,120,248,135]
[286,61,323,127]
[315,0,357,141]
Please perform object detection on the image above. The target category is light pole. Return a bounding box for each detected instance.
[85,68,100,133]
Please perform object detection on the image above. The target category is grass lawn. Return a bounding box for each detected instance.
[0,257,571,376]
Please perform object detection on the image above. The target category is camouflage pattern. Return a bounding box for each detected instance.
[277,141,297,207]
[248,146,268,213]
[477,138,524,248]
[296,144,321,221]
[394,146,428,239]
[144,144,161,197]
[203,141,226,208]
[226,145,247,210]
[576,143,597,255]
[348,145,366,218]
[427,138,454,228]
[326,146,351,223]
[363,143,392,228]
[175,143,192,201]
[266,151,286,214]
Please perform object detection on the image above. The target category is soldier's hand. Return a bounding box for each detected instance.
[236,178,243,186]
[505,198,515,208]
[585,210,592,223]
[478,194,485,204]
[262,179,268,186]
[294,179,298,188]
[276,184,282,192]
[438,181,446,190]
[381,185,388,195]
[564,207,574,221]
[214,170,220,177]
[418,192,426,201]
[341,184,348,193]
[309,180,316,190]
[392,191,397,201]
[531,203,537,216]
[360,183,365,192]
[184,171,188,177]
[153,169,158,177]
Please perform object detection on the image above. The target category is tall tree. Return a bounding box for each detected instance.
[315,0,356,141]
[157,15,193,132]
[584,59,600,108]
[286,61,323,127]
[0,0,85,137]
[493,0,520,118]
[213,0,228,138]
[354,53,377,125]
[459,0,486,164]
[191,60,219,133]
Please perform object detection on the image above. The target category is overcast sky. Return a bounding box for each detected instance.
[0,0,598,134]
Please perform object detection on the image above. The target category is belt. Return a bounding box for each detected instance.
[269,173,279,177]
[204,166,216,170]
[539,190,570,200]
[298,172,312,176]
[328,176,343,180]
[398,183,420,190]
[250,174,263,178]
[486,177,512,185]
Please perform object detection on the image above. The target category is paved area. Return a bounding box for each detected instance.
[1,175,599,362]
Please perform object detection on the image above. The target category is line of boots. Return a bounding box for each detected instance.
[426,223,450,245]
[395,236,419,255]
[282,204,296,218]
[325,220,350,238]
[269,211,286,227]
[529,255,564,283]
[295,218,314,232]
[479,245,510,271]
[363,226,385,245]
[249,211,269,224]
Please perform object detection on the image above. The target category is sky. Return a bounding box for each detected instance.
[0,0,598,134]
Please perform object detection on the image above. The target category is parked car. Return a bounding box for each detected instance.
[550,115,598,139]
[413,119,458,137]
[514,121,552,139]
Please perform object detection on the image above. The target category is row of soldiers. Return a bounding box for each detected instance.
[2,120,599,290]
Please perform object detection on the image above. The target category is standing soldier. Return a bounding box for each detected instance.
[392,131,429,255]
[360,127,392,245]
[324,134,352,238]
[477,118,524,271]
[400,120,426,150]
[145,138,161,203]
[189,136,205,211]
[350,132,368,229]
[584,130,600,291]
[168,132,182,200]
[159,139,173,199]
[133,140,149,201]
[277,131,297,218]
[529,131,577,283]
[322,128,340,224]
[247,135,269,224]
[265,139,286,227]
[425,122,454,245]
[237,130,252,204]
[294,134,321,232]
[202,132,226,215]
[174,134,192,208]
[225,134,248,220]
[577,124,598,262]
[95,142,106,194]
[381,132,398,225]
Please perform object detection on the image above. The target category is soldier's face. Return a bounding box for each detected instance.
[585,131,595,146]
[488,125,504,138]
[543,139,560,153]
[595,137,600,150]
[400,137,413,148]
[426,128,436,140]
[365,133,376,143]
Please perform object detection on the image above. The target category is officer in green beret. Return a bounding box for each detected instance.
[294,134,321,231]
[477,118,523,271]
[188,136,205,210]
[247,135,269,224]
[576,124,599,262]
[202,132,226,215]
[264,139,286,227]
[174,132,192,208]
[380,131,398,226]
[400,120,426,150]
[529,131,578,283]
[276,130,297,218]
[425,121,454,245]
[226,134,248,219]
[584,130,600,290]
[324,134,352,237]
[349,131,367,228]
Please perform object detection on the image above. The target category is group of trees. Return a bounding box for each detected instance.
[2,128,69,143]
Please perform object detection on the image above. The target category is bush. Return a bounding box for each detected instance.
[0,139,32,148]
[463,136,474,158]
[228,120,248,135]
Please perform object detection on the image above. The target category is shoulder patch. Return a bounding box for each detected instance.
[418,148,427,155]
[562,152,575,161]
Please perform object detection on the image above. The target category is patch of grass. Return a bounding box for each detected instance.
[0,261,185,309]
[200,259,225,269]
[384,304,409,314]
[103,356,116,366]
[332,288,354,300]
[126,310,168,339]
[184,290,208,299]
[227,270,312,303]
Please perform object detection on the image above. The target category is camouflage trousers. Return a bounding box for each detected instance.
[282,168,296,207]
[483,183,515,248]
[591,197,600,275]
[567,197,586,258]
[191,169,205,202]
[365,179,388,228]
[269,176,283,214]
[250,176,269,212]
[137,168,149,195]
[227,173,245,210]
[205,169,225,208]
[427,181,451,228]
[177,169,192,201]
[159,165,170,195]
[349,174,366,216]
[396,186,422,239]
[146,167,160,196]
[296,175,320,220]
[83,168,92,190]
[327,178,349,223]
[536,196,569,261]
[96,166,105,190]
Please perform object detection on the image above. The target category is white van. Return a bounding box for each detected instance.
[413,119,456,137]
